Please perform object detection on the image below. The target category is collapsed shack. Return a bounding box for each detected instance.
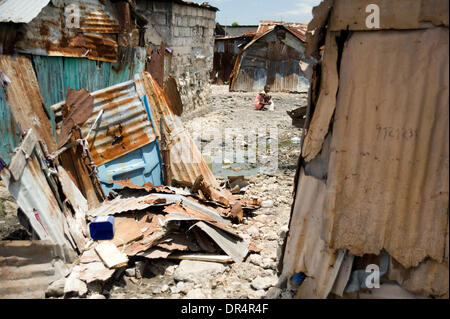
[279,0,449,299]
[0,70,262,298]
[0,0,261,298]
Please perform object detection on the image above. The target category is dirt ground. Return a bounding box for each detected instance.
[105,85,307,299]
[0,84,307,299]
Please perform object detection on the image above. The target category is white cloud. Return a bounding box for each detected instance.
[277,0,321,18]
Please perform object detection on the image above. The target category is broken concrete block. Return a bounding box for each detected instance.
[174,260,226,284]
[184,288,206,299]
[46,278,66,298]
[250,276,277,291]
[261,200,274,208]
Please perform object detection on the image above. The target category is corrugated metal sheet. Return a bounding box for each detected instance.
[0,240,68,299]
[0,0,50,23]
[1,154,78,261]
[257,21,307,42]
[280,167,345,299]
[52,79,156,166]
[230,26,310,93]
[13,0,120,62]
[134,72,220,188]
[0,55,57,153]
[32,47,146,134]
[388,258,449,298]
[325,28,449,268]
[329,0,449,31]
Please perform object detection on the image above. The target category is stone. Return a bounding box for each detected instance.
[261,258,276,270]
[125,268,136,277]
[46,278,66,298]
[184,288,206,299]
[174,260,226,284]
[135,261,146,279]
[265,287,282,299]
[161,284,170,293]
[250,276,277,290]
[263,231,278,241]
[249,289,266,299]
[248,253,262,266]
[279,225,289,238]
[3,201,18,215]
[246,226,259,237]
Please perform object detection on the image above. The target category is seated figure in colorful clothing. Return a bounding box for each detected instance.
[254,85,273,111]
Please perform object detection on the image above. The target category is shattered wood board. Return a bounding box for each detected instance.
[95,242,128,269]
[137,247,171,259]
[106,215,143,247]
[324,28,449,268]
[167,253,233,263]
[280,168,344,299]
[0,55,56,153]
[329,0,449,31]
[57,166,88,244]
[301,31,339,162]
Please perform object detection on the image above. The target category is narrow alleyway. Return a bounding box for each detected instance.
[105,85,308,299]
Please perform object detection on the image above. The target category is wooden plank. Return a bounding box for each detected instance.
[95,242,128,269]
[167,253,233,263]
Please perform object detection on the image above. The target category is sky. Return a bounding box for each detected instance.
[193,0,322,26]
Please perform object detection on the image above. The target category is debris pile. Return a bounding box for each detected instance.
[0,71,262,298]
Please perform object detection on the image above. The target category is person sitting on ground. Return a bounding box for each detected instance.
[254,85,273,111]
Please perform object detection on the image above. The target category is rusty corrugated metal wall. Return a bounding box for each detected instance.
[230,26,310,92]
[281,0,449,299]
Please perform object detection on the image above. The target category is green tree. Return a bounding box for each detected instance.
[231,22,240,26]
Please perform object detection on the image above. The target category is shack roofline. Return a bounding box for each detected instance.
[242,24,306,51]
[153,0,219,11]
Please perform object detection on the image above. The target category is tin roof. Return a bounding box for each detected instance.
[0,0,50,23]
[52,80,157,166]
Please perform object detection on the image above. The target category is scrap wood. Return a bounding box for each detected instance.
[57,88,94,148]
[167,253,233,263]
[111,178,175,194]
[163,204,241,238]
[107,215,143,247]
[248,243,262,254]
[87,194,167,218]
[230,202,244,223]
[137,247,171,259]
[124,230,167,256]
[157,232,199,252]
[95,242,128,269]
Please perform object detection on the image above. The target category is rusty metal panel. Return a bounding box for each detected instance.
[0,0,50,23]
[0,55,57,153]
[134,72,219,188]
[1,154,77,261]
[13,0,120,62]
[52,80,157,166]
[230,27,309,92]
[280,167,345,299]
[0,240,68,299]
[325,28,449,268]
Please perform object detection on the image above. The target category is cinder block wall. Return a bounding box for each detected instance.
[137,1,216,113]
